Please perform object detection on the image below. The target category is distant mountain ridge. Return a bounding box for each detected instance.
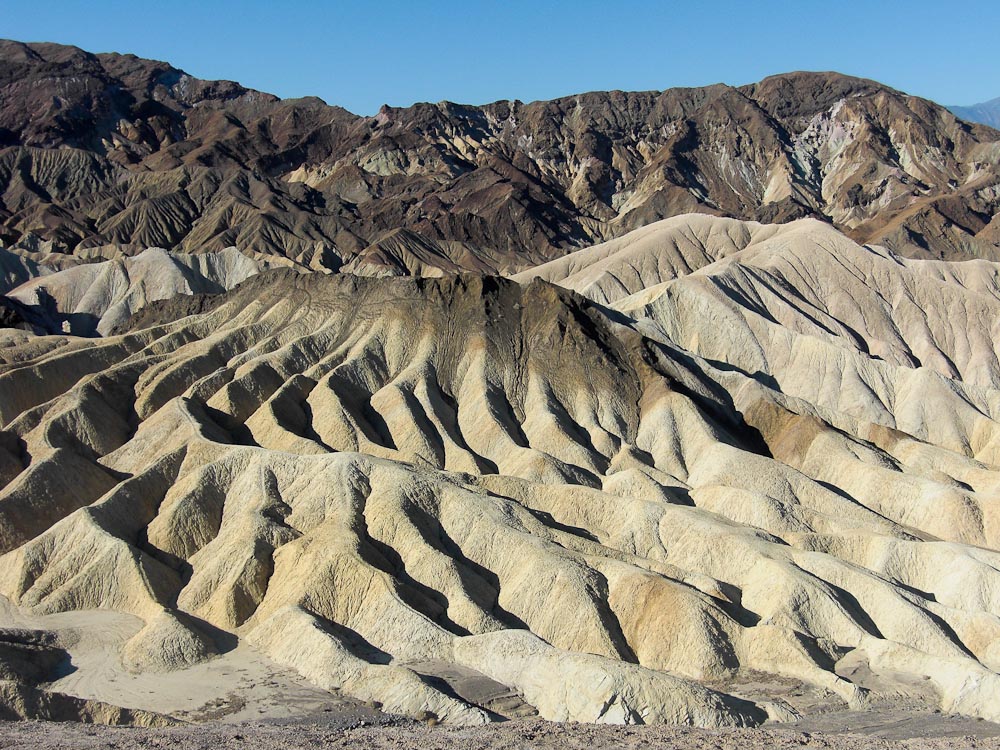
[1,39,999,268]
[950,97,1000,130]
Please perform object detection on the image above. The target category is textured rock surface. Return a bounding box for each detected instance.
[1,40,998,268]
[3,245,268,335]
[0,680,173,725]
[4,217,1000,727]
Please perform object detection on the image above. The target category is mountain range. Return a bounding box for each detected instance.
[4,38,1000,738]
[950,97,1000,130]
[1,39,999,272]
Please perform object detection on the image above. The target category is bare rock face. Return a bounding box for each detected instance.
[0,40,998,268]
[120,610,219,673]
[5,216,1000,727]
[2,245,269,335]
[0,249,45,295]
[0,298,27,330]
[0,627,173,725]
[0,680,174,726]
[0,629,66,683]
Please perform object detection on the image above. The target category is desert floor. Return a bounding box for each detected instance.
[6,604,1000,748]
[3,710,1000,750]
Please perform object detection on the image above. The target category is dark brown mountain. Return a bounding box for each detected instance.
[1,39,998,270]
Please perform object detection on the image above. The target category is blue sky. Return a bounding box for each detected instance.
[3,0,997,115]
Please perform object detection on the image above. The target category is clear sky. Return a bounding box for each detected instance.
[3,0,997,115]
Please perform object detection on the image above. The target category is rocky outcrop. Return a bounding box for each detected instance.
[1,41,998,268]
[0,680,174,725]
[2,245,268,335]
[6,218,1000,725]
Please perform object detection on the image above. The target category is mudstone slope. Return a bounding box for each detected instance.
[3,216,1000,727]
